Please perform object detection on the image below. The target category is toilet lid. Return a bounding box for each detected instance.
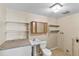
[42,48,52,56]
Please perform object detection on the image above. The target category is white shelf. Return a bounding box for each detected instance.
[6,30,29,31]
[5,21,29,24]
[5,30,29,33]
[6,20,30,40]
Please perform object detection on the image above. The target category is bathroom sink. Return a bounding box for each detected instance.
[29,38,48,56]
[29,38,46,46]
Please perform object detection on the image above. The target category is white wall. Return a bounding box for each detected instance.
[6,8,57,48]
[57,13,79,55]
[0,4,6,45]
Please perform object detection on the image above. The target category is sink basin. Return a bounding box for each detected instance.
[29,38,46,46]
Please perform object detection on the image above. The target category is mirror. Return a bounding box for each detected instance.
[37,22,44,33]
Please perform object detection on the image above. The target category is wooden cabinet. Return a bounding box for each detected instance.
[30,21,48,34]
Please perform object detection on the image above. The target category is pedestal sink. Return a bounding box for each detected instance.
[29,38,47,56]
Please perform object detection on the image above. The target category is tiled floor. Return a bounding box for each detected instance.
[51,48,65,56]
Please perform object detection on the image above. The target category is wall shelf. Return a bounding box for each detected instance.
[49,30,59,33]
[48,24,60,33]
[48,25,60,27]
[5,30,29,33]
[6,21,30,40]
[6,21,29,25]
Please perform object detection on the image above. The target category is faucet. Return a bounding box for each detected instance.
[33,38,36,41]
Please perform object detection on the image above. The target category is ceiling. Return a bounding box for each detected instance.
[4,3,79,18]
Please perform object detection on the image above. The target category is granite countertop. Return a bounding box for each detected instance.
[0,39,31,50]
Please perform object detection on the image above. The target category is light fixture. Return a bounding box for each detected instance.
[50,3,63,13]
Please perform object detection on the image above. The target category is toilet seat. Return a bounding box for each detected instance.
[42,48,52,56]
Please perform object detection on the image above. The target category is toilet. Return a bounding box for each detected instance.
[42,48,52,56]
[40,41,52,56]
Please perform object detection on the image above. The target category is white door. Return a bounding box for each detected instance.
[73,39,79,56]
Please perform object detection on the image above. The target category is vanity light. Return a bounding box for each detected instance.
[50,3,63,13]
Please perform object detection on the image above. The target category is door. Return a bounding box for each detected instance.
[73,38,79,56]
